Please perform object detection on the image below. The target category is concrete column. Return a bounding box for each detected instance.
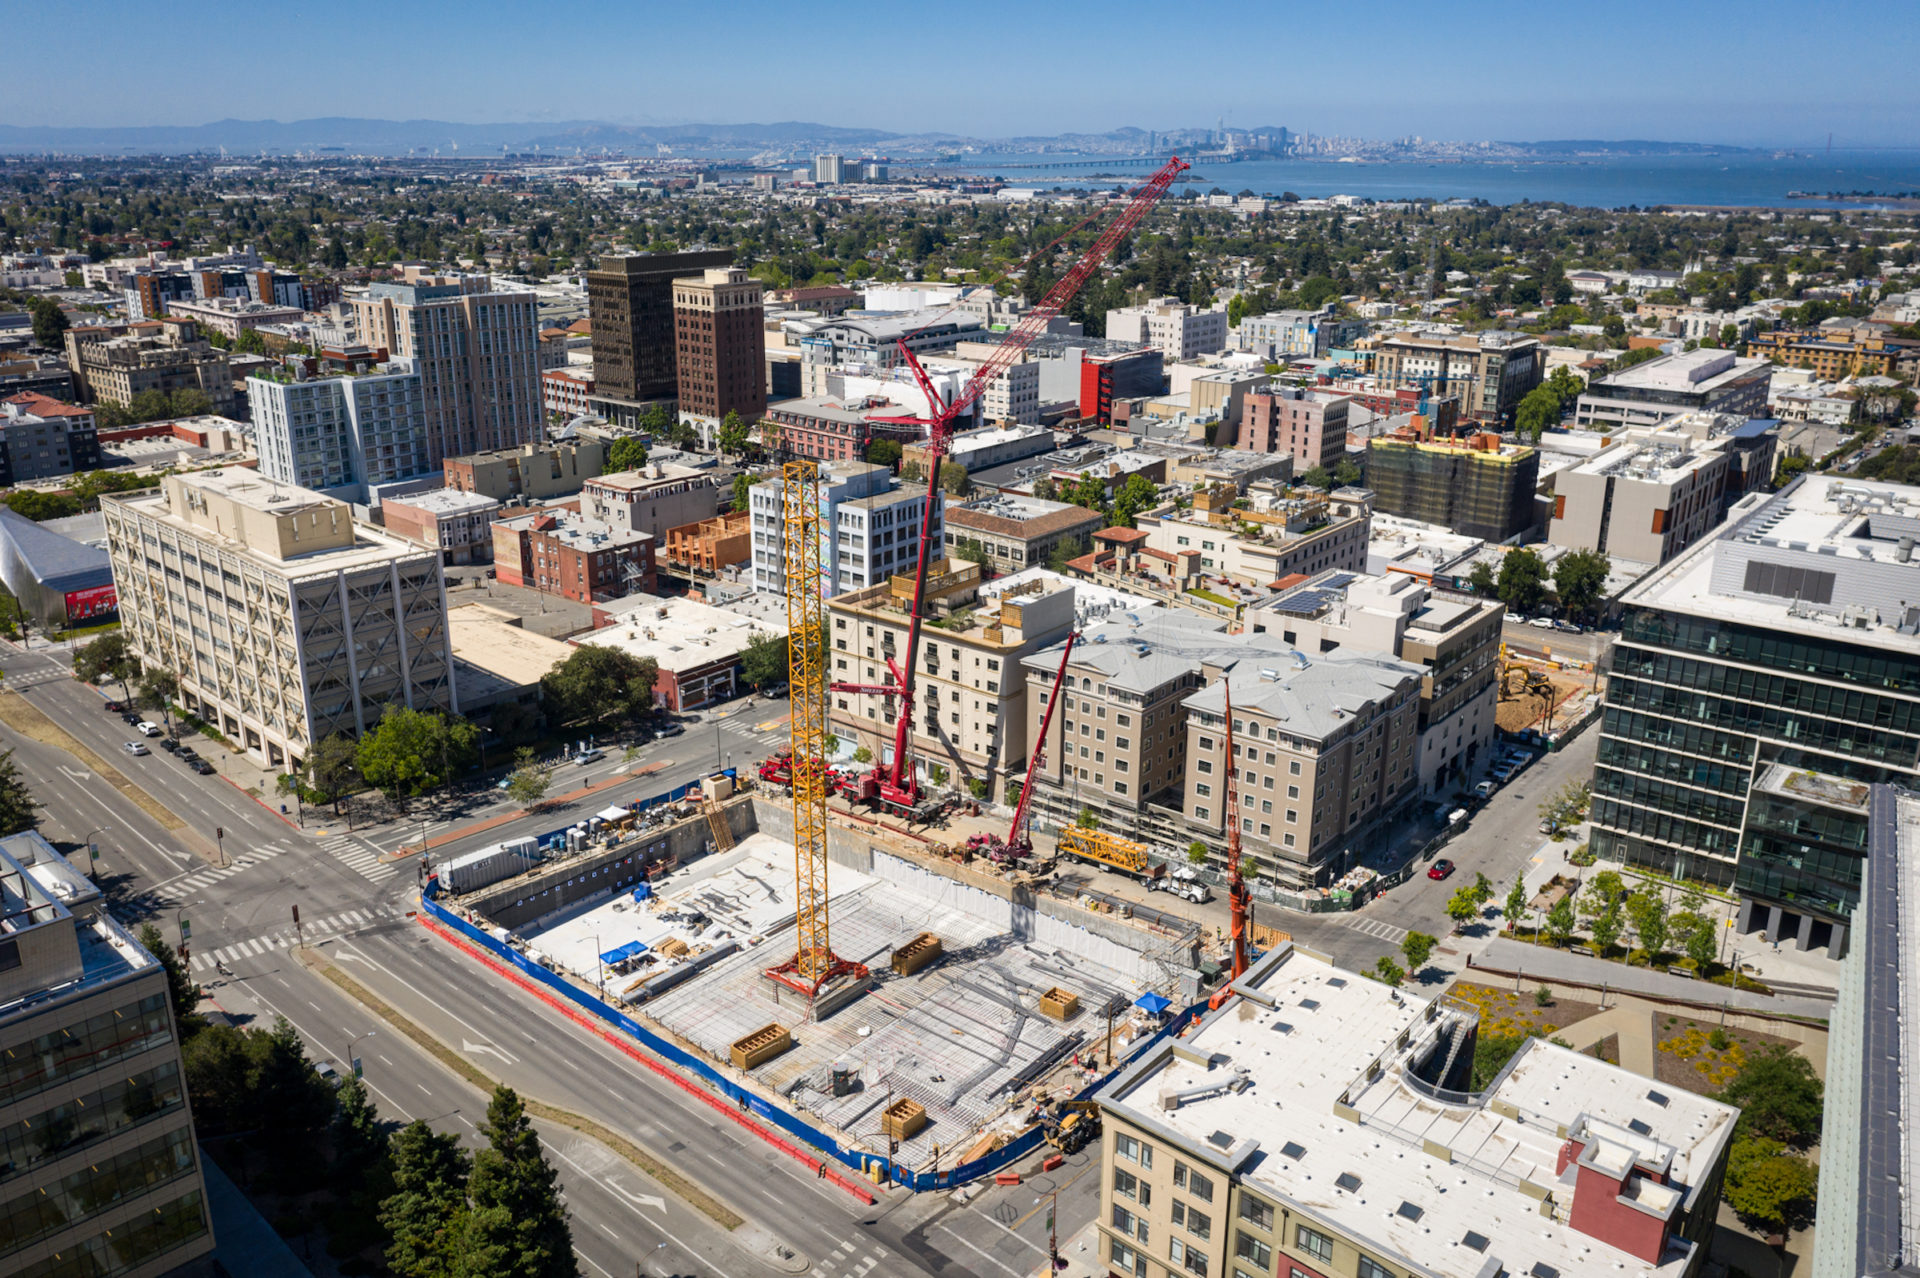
[1737,897,1760,934]
[1795,911,1816,952]
[1765,904,1784,944]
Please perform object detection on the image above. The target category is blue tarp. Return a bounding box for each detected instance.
[599,941,647,964]
[1135,992,1172,1014]
[632,882,653,901]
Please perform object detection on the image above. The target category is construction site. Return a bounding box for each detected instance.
[426,155,1247,1189]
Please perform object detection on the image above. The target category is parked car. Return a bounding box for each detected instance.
[136,721,161,738]
[1428,858,1456,880]
[763,683,789,699]
[102,699,127,712]
[120,710,142,725]
[655,724,685,739]
[313,1060,343,1089]
[1527,616,1556,630]
[188,759,215,775]
[1474,780,1496,800]
[122,741,150,757]
[576,748,604,765]
[158,738,180,753]
[176,747,200,763]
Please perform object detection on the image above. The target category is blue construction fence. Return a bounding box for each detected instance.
[420,848,1206,1188]
[526,768,738,853]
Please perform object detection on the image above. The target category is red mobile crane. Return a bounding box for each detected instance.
[834,156,1190,811]
[967,630,1078,863]
[1209,684,1252,1010]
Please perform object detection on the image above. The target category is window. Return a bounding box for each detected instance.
[1173,1202,1213,1241]
[1236,1232,1274,1268]
[1110,1238,1148,1278]
[1113,1168,1148,1203]
[1238,1197,1274,1231]
[1170,1238,1209,1275]
[1296,1225,1334,1263]
[1114,1133,1152,1167]
[1358,1258,1394,1278]
[1195,783,1211,797]
[1194,806,1209,820]
[1290,760,1302,775]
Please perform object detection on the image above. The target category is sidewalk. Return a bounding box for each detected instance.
[1029,1220,1102,1277]
[1471,937,1833,1020]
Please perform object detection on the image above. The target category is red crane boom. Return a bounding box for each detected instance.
[836,156,1189,809]
[1006,631,1078,855]
[1210,683,1252,1010]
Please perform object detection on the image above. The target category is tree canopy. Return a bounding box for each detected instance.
[1496,547,1549,616]
[605,436,649,472]
[355,706,474,799]
[1719,1045,1824,1146]
[0,751,37,836]
[739,632,789,688]
[540,644,659,726]
[1109,473,1161,529]
[1553,548,1611,620]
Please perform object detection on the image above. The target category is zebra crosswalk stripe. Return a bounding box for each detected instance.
[190,905,394,971]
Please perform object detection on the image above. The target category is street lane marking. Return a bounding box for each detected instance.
[933,1223,1022,1278]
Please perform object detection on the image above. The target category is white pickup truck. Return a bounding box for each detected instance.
[1153,865,1214,903]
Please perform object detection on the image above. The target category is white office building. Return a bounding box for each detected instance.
[247,364,431,503]
[748,460,943,596]
[1104,296,1230,360]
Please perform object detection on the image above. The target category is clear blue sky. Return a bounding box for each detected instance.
[14,0,1918,146]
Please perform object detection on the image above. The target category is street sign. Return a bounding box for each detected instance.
[352,1056,363,1079]
[179,917,191,942]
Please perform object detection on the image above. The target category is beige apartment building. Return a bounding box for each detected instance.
[1182,649,1423,887]
[0,830,216,1278]
[828,565,1074,796]
[1134,484,1371,589]
[62,317,234,415]
[443,438,607,503]
[580,462,725,538]
[103,469,454,771]
[1249,570,1502,794]
[350,273,543,465]
[1368,328,1544,423]
[943,494,1105,576]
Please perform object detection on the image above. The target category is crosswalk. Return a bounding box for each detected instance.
[156,838,299,902]
[188,905,394,972]
[1346,916,1409,944]
[814,1239,891,1277]
[320,831,401,883]
[9,668,77,690]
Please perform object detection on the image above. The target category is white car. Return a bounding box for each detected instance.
[123,741,150,756]
[136,721,161,737]
[1527,616,1556,630]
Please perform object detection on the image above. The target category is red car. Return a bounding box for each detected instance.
[1428,859,1456,880]
[102,700,127,712]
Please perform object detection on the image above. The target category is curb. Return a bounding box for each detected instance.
[220,775,303,831]
[415,910,880,1206]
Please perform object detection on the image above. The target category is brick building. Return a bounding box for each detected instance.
[673,267,765,422]
[1236,384,1351,471]
[491,510,656,603]
[380,488,502,565]
[542,367,594,418]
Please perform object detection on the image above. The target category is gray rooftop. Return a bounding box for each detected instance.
[1186,647,1424,740]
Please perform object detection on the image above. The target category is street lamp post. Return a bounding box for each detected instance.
[591,934,605,996]
[80,826,108,878]
[346,1030,375,1080]
[1034,1190,1066,1271]
[174,900,204,963]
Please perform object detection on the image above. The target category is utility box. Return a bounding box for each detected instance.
[730,1022,793,1070]
[890,932,943,976]
[703,773,734,802]
[1039,987,1080,1021]
[882,1097,928,1142]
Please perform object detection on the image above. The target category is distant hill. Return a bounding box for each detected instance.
[0,117,903,156]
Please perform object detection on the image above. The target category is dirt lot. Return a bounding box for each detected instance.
[1496,661,1600,734]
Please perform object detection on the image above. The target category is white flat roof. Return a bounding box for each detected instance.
[580,594,784,673]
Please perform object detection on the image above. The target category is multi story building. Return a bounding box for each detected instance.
[766,285,860,317]
[1574,349,1773,430]
[812,154,845,184]
[585,251,734,423]
[954,334,1162,423]
[246,363,430,502]
[672,267,766,423]
[0,392,101,483]
[443,438,606,502]
[1747,327,1906,379]
[784,310,987,376]
[104,469,454,769]
[542,367,594,418]
[581,594,769,711]
[491,509,656,603]
[62,318,234,416]
[0,355,76,403]
[1548,416,1779,566]
[0,830,216,1278]
[1105,297,1230,360]
[581,462,725,539]
[1250,570,1503,794]
[904,423,1054,477]
[379,488,502,565]
[1365,424,1540,542]
[1590,475,1920,956]
[1182,647,1423,886]
[163,296,306,342]
[943,494,1106,576]
[1133,484,1371,590]
[1235,385,1350,471]
[763,394,926,464]
[1236,308,1368,360]
[1370,329,1544,424]
[748,460,942,596]
[660,509,750,575]
[349,274,543,465]
[830,568,1074,796]
[1095,940,1737,1278]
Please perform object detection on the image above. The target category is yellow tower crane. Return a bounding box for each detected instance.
[765,461,868,997]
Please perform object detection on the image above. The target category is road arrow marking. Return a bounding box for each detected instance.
[462,1037,517,1065]
[605,1176,667,1213]
[59,766,92,781]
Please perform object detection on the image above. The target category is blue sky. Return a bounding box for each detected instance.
[14,0,1919,146]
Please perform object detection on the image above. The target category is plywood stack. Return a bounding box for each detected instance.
[730,1022,794,1070]
[1039,987,1079,1020]
[890,932,943,976]
[882,1097,928,1141]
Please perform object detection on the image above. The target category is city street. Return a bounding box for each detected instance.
[0,639,1082,1277]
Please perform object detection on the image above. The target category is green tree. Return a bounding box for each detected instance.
[1515,385,1562,441]
[356,705,453,799]
[1496,547,1549,616]
[1186,841,1209,866]
[1371,956,1405,986]
[1075,807,1099,830]
[1064,472,1108,516]
[540,645,659,727]
[1545,894,1577,946]
[864,439,902,469]
[232,328,268,357]
[505,764,553,810]
[740,632,789,688]
[1542,365,1585,404]
[1720,1045,1824,1146]
[326,237,349,270]
[466,1088,577,1278]
[1299,465,1332,490]
[1674,898,1720,969]
[1400,931,1437,975]
[73,630,137,699]
[1470,872,1494,905]
[382,1120,472,1278]
[303,732,360,812]
[1471,1030,1531,1090]
[180,1022,252,1135]
[0,751,37,836]
[606,436,649,472]
[730,470,757,512]
[332,1075,389,1183]
[1624,888,1670,961]
[938,460,972,496]
[1446,886,1482,929]
[1031,475,1057,501]
[1047,534,1088,572]
[6,490,82,521]
[137,667,179,734]
[28,297,68,350]
[1588,903,1624,956]
[951,537,990,568]
[136,922,200,1031]
[169,387,211,418]
[1109,473,1161,529]
[717,410,751,457]
[1468,560,1497,598]
[1722,1136,1817,1234]
[1330,458,1362,488]
[1504,876,1528,933]
[1553,549,1611,621]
